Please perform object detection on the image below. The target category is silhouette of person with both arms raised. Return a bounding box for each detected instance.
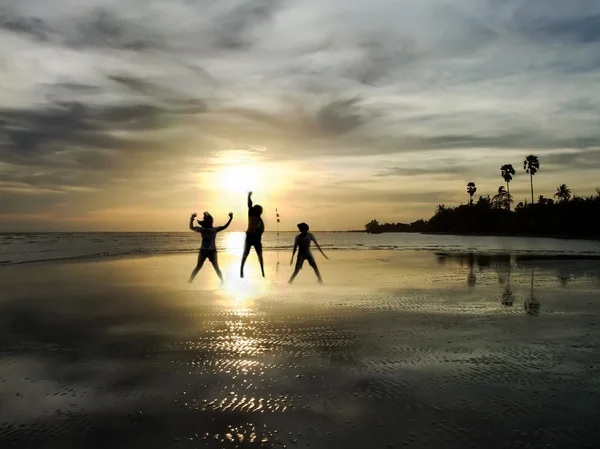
[188,211,233,284]
[240,191,265,278]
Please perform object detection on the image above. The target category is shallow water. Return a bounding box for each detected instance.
[0,251,599,448]
[2,231,600,265]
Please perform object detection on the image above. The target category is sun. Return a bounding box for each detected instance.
[219,164,261,194]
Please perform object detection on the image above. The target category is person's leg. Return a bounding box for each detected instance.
[209,251,224,283]
[307,253,323,283]
[189,252,207,283]
[288,256,304,284]
[240,238,251,278]
[256,241,265,277]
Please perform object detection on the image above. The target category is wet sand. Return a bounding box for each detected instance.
[1,251,600,448]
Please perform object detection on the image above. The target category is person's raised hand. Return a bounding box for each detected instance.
[228,212,233,218]
[191,213,197,218]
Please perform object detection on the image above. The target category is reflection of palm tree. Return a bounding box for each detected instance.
[554,184,571,202]
[523,155,540,204]
[558,275,569,286]
[501,262,513,306]
[467,182,477,206]
[500,164,516,211]
[524,267,540,315]
[467,253,476,286]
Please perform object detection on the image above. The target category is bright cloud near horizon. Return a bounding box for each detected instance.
[1,0,600,231]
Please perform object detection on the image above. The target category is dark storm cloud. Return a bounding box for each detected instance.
[546,149,600,170]
[1,0,282,52]
[377,164,472,177]
[316,98,369,135]
[418,133,600,151]
[1,102,161,161]
[109,75,208,112]
[0,91,209,201]
[0,95,206,163]
[514,11,600,44]
[68,9,164,50]
[0,13,48,41]
[52,82,101,93]
[208,0,281,51]
[0,7,163,50]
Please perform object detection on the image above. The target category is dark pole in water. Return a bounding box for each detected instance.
[276,208,280,244]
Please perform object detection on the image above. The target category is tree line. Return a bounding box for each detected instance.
[365,154,600,239]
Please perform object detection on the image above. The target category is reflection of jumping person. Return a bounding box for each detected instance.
[189,211,233,284]
[289,223,328,284]
[240,192,265,278]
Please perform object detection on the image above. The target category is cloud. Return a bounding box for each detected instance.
[1,0,600,229]
[376,164,472,178]
[545,149,600,171]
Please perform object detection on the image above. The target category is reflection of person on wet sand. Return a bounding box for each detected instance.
[289,223,328,284]
[188,211,233,284]
[241,192,265,278]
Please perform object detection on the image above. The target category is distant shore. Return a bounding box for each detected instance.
[364,229,600,241]
[423,230,600,241]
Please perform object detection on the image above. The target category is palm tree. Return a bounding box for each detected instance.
[523,155,540,204]
[500,164,516,210]
[492,186,507,209]
[466,182,477,206]
[554,184,571,202]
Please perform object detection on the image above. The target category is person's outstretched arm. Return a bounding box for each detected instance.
[189,213,200,232]
[290,237,298,265]
[247,191,253,210]
[216,213,234,232]
[313,235,329,259]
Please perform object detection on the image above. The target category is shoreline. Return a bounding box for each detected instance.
[3,246,600,268]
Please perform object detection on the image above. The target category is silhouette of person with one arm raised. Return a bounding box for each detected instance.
[289,222,328,284]
[189,211,233,284]
[240,191,265,278]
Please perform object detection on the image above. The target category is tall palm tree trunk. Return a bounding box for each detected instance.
[506,182,511,211]
[530,173,534,204]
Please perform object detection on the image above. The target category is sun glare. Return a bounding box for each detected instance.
[219,164,261,194]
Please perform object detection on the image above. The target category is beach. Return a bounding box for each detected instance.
[1,249,600,448]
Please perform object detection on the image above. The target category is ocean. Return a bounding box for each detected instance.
[2,232,600,265]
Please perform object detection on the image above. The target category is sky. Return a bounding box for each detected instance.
[1,0,600,232]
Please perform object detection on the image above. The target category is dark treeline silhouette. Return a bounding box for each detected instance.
[365,154,600,239]
[365,219,427,234]
[366,190,600,239]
